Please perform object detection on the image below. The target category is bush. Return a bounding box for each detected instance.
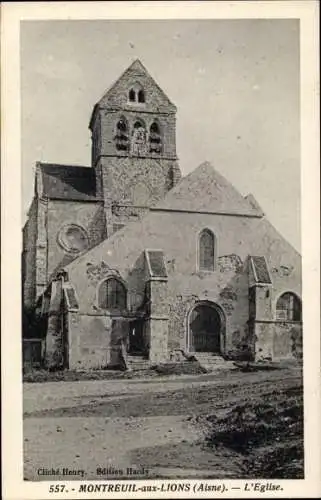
[153,361,207,376]
[205,386,304,478]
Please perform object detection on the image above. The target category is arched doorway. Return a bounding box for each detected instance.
[188,302,224,353]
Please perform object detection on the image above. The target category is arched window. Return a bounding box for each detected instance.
[276,292,301,321]
[138,90,145,103]
[115,118,129,151]
[129,89,136,102]
[199,229,215,271]
[149,121,162,154]
[129,85,145,104]
[134,120,145,130]
[98,278,127,311]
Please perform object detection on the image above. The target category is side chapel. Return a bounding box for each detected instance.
[22,60,302,370]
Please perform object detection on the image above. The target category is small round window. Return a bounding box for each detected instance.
[58,224,89,254]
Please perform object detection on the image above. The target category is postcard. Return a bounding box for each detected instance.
[1,1,320,499]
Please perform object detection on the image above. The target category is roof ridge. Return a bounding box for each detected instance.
[38,161,92,170]
[38,162,98,201]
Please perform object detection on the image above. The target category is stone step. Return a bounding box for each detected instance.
[194,354,225,362]
[127,356,147,362]
[126,356,150,371]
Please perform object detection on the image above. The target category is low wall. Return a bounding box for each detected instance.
[254,320,302,361]
[273,321,302,360]
[68,313,129,370]
[23,339,44,370]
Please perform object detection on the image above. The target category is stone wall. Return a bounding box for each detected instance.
[146,279,169,363]
[87,204,107,244]
[35,199,48,300]
[44,280,64,369]
[254,320,302,361]
[253,286,273,321]
[22,198,38,308]
[253,322,274,361]
[68,314,129,370]
[97,110,177,161]
[22,196,51,308]
[167,265,250,357]
[65,207,302,366]
[145,318,168,364]
[96,155,180,237]
[91,59,176,119]
[68,313,111,369]
[46,200,105,280]
[23,197,107,310]
[273,321,303,359]
[99,157,179,209]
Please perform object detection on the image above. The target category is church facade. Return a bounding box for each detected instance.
[22,60,302,370]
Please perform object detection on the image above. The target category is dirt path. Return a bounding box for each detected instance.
[24,366,302,481]
[24,366,300,414]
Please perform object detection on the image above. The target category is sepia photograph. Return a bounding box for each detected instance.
[1,2,319,498]
[20,17,304,482]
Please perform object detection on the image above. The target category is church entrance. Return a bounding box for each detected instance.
[128,319,145,355]
[188,302,224,353]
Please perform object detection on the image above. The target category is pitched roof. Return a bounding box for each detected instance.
[250,256,272,284]
[145,250,168,279]
[62,165,300,277]
[90,59,176,127]
[37,163,99,201]
[154,162,262,217]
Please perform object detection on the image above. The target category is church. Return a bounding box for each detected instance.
[22,59,302,371]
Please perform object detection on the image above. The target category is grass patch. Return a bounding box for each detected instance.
[23,360,297,382]
[233,360,300,372]
[23,368,159,383]
[23,361,206,383]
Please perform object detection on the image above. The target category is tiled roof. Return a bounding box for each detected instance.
[63,286,79,310]
[38,163,99,201]
[145,250,168,278]
[250,256,272,284]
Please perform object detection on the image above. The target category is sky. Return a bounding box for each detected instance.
[20,19,300,250]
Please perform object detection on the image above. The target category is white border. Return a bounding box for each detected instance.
[1,1,320,499]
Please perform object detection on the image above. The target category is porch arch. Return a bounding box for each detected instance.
[186,301,226,354]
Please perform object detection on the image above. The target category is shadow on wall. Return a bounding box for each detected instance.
[49,253,81,283]
[109,318,130,370]
[87,206,107,247]
[127,252,146,312]
[221,266,254,361]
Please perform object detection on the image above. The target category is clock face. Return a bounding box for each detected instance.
[58,224,89,254]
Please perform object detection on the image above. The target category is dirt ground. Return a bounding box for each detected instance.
[23,365,303,481]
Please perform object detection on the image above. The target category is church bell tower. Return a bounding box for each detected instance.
[89,59,181,237]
